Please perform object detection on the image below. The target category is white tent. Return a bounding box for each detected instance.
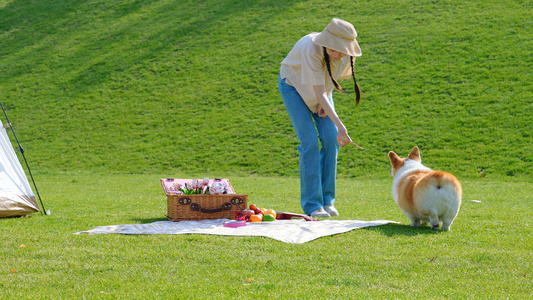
[0,119,40,217]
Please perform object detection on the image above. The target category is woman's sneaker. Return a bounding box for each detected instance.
[310,209,331,218]
[324,205,339,217]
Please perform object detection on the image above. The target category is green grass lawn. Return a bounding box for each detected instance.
[1,174,532,298]
[1,0,532,298]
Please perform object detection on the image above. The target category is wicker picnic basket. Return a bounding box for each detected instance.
[161,178,248,221]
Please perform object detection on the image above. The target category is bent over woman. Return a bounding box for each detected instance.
[278,18,364,218]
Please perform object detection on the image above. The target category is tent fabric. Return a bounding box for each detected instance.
[0,119,39,217]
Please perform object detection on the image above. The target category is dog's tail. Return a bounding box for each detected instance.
[424,171,462,206]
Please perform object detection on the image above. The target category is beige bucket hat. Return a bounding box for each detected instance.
[312,18,362,57]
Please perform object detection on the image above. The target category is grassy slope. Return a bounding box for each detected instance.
[0,0,531,180]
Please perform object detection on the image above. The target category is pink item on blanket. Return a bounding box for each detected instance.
[223,220,247,228]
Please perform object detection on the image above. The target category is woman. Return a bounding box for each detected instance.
[278,18,364,218]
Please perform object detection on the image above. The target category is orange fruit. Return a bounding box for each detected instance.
[250,214,263,222]
[266,209,277,218]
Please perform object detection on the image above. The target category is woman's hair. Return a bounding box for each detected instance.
[323,47,361,106]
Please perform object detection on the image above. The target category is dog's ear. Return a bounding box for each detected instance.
[388,151,404,173]
[408,146,421,162]
[388,151,400,165]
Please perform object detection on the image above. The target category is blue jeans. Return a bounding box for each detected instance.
[278,75,339,215]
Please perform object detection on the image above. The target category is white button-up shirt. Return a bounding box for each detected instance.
[280,33,353,113]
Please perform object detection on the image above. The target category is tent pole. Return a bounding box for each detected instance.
[0,101,46,215]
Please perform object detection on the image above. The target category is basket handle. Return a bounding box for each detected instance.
[190,202,232,214]
[178,197,246,214]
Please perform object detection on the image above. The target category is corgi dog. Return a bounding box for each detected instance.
[388,146,462,231]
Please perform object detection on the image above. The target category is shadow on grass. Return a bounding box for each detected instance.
[365,223,444,236]
[132,217,168,224]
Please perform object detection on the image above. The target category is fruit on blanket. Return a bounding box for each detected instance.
[250,214,263,222]
[265,209,277,218]
[241,209,255,217]
[236,203,279,222]
[262,214,275,221]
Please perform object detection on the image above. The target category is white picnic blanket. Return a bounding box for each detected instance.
[75,219,396,244]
